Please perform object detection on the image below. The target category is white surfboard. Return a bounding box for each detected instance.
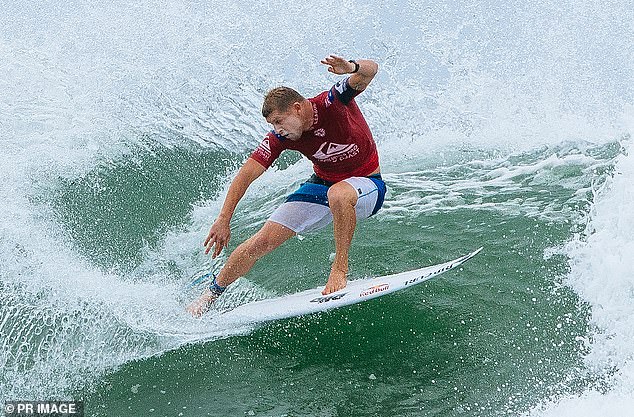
[217,247,483,324]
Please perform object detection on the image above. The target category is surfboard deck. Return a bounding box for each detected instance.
[216,247,483,324]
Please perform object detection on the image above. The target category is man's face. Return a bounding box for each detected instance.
[265,105,304,141]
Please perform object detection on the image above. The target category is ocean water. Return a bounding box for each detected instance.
[1,0,633,416]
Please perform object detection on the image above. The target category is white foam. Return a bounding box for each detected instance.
[528,108,634,416]
[380,146,609,224]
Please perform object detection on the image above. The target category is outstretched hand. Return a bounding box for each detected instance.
[204,218,231,258]
[321,55,355,75]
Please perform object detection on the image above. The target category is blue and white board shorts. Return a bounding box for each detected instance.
[269,174,387,234]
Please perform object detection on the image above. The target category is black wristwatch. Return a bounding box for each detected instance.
[348,60,360,74]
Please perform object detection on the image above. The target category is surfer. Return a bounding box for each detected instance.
[187,55,386,317]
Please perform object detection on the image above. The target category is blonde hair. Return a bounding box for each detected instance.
[262,87,305,118]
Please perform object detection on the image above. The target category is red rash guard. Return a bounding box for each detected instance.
[250,78,379,183]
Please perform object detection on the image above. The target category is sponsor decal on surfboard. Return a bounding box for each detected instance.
[404,271,437,286]
[310,292,348,303]
[359,283,389,297]
[403,259,465,286]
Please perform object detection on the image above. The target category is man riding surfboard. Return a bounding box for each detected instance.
[187,55,385,317]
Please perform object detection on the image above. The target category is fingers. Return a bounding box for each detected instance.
[204,241,212,255]
[203,230,229,258]
[322,54,344,63]
[212,240,224,258]
[321,55,346,69]
[204,237,226,258]
[320,58,334,72]
[203,231,214,254]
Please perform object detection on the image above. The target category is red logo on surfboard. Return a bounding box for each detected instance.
[359,284,389,298]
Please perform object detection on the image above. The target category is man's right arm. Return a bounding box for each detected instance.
[204,157,266,258]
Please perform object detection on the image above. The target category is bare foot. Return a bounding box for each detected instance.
[322,269,348,295]
[186,289,220,317]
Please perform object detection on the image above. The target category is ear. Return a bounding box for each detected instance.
[292,101,302,114]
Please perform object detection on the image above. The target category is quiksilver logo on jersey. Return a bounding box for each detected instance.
[313,141,360,163]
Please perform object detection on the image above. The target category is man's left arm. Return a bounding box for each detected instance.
[321,55,379,92]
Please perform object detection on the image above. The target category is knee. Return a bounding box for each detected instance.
[327,182,357,210]
[239,230,280,258]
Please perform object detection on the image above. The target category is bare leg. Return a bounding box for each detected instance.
[187,221,295,316]
[322,181,358,295]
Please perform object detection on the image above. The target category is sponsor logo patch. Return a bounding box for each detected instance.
[255,138,271,159]
[335,79,347,95]
[325,90,334,107]
[312,141,359,163]
[311,102,319,125]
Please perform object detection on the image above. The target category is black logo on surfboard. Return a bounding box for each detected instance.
[310,293,347,303]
